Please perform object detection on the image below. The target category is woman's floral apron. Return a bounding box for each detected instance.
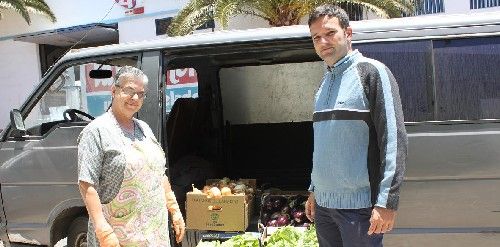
[102,134,171,246]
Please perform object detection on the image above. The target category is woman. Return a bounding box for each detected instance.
[78,66,185,246]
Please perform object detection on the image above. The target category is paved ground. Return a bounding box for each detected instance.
[1,238,66,247]
[55,238,67,247]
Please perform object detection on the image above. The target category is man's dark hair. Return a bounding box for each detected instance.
[308,4,350,29]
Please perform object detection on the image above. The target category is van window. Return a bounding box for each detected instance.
[355,40,434,122]
[165,68,199,113]
[433,37,500,120]
[23,57,138,135]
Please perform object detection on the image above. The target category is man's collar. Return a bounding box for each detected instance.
[327,50,359,72]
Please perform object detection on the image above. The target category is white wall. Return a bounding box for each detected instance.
[0,40,41,129]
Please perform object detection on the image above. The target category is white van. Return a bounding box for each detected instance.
[1,11,499,247]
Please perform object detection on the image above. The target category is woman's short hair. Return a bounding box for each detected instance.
[114,66,149,87]
[308,4,350,29]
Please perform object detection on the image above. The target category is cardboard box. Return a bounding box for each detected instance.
[186,179,256,232]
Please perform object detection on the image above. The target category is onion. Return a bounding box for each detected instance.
[191,184,203,194]
[220,187,232,196]
[208,187,222,198]
[202,185,211,194]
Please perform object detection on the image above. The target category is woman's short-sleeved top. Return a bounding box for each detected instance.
[77,111,162,203]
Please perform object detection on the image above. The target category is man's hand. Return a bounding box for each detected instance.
[305,192,315,222]
[368,206,396,235]
[95,222,120,247]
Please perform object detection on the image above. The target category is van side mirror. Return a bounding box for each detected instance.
[89,69,113,79]
[10,109,26,138]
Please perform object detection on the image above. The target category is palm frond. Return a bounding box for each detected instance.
[168,0,416,36]
[213,0,247,29]
[24,0,56,22]
[167,1,215,36]
[0,0,31,24]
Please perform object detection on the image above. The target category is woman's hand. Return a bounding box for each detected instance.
[172,213,186,243]
[165,190,186,243]
[95,223,120,247]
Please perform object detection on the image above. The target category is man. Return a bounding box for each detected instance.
[305,5,408,247]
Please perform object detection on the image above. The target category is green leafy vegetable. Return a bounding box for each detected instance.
[196,240,221,247]
[266,226,301,247]
[298,224,319,247]
[221,233,260,247]
[265,225,319,247]
[197,233,259,247]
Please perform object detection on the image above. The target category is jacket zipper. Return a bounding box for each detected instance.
[325,72,335,107]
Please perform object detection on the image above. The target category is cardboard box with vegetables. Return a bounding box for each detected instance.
[186,178,256,231]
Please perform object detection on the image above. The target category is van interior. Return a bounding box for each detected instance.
[164,39,323,217]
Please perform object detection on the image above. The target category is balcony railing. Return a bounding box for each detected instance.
[471,0,500,9]
[414,0,445,15]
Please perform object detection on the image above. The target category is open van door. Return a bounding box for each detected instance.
[0,56,139,246]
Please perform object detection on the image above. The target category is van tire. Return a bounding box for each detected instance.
[67,216,88,247]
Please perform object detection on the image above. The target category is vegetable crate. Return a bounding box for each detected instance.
[186,179,256,232]
[259,191,312,228]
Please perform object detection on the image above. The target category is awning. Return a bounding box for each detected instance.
[14,23,118,46]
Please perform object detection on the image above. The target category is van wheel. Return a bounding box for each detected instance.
[67,216,88,247]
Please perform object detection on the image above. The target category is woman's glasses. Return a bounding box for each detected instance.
[116,85,146,99]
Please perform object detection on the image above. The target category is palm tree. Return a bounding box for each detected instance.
[167,0,415,36]
[0,0,56,25]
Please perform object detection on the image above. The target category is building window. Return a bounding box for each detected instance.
[339,3,364,21]
[156,17,215,35]
[411,0,445,15]
[471,0,500,9]
[156,17,173,35]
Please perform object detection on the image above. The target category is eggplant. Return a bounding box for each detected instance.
[264,200,274,212]
[261,212,271,224]
[270,212,282,220]
[281,206,291,215]
[275,215,290,226]
[293,210,306,223]
[272,198,284,210]
[267,219,278,227]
